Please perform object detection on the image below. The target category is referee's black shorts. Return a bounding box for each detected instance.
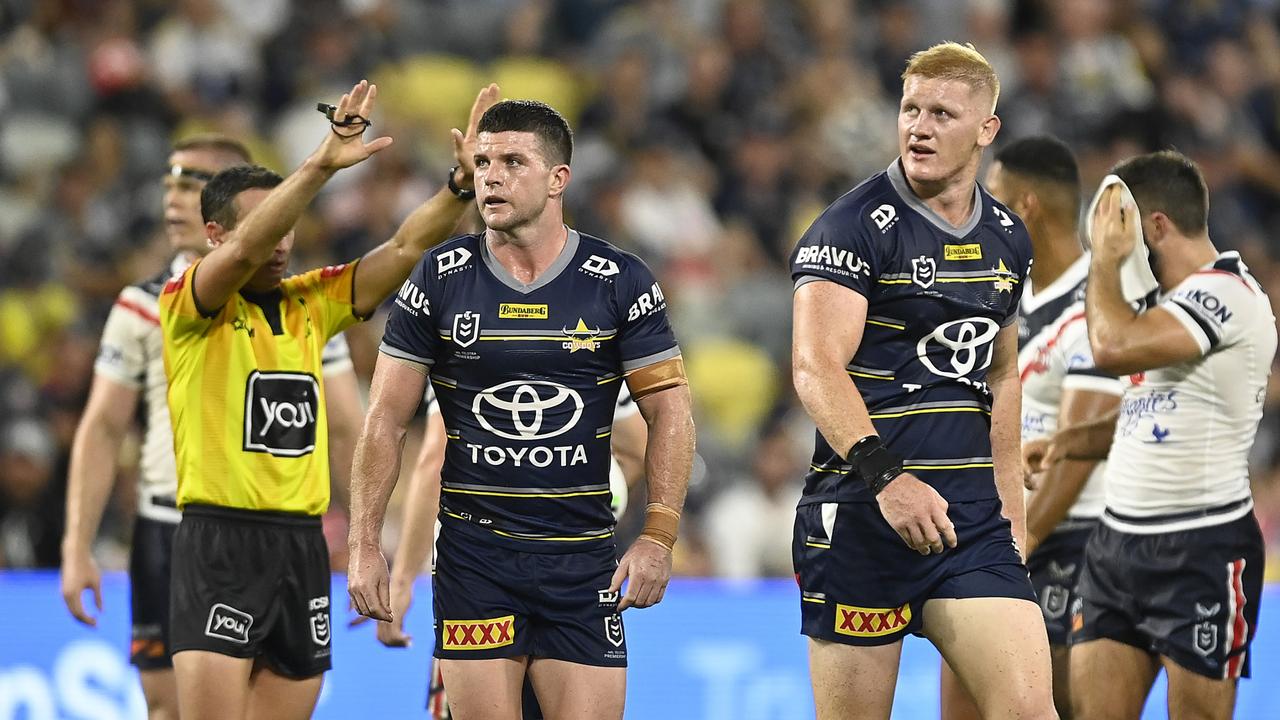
[169,504,332,678]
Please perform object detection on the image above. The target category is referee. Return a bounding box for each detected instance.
[158,80,497,719]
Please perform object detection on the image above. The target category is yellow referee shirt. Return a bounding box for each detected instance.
[159,260,361,515]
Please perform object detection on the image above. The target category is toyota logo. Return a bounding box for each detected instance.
[916,317,1001,378]
[472,380,584,440]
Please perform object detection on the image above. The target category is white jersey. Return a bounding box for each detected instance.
[1017,255,1122,521]
[1103,251,1276,533]
[93,255,355,524]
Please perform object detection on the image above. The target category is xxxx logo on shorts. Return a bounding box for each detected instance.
[442,615,516,650]
[834,603,911,638]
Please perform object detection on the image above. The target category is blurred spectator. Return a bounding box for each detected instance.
[0,418,62,568]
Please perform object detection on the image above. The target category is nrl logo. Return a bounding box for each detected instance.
[453,311,480,348]
[911,256,936,288]
[562,318,601,353]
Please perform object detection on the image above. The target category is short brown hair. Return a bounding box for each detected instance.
[902,42,1000,113]
[172,134,251,164]
[1110,150,1209,235]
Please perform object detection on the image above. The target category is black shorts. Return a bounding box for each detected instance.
[1073,510,1265,679]
[169,504,332,678]
[1026,520,1095,646]
[794,499,1036,646]
[432,525,626,667]
[130,516,178,670]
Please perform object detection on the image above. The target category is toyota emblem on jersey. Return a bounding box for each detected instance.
[916,317,1001,378]
[472,380,584,440]
[911,256,936,288]
[453,311,480,348]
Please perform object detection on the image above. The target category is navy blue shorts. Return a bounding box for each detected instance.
[1073,511,1264,680]
[1026,520,1095,646]
[130,516,178,669]
[794,499,1035,645]
[432,527,626,667]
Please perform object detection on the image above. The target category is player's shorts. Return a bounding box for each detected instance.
[794,498,1035,646]
[1072,507,1264,680]
[169,504,333,678]
[1026,519,1095,646]
[130,515,179,669]
[432,525,626,667]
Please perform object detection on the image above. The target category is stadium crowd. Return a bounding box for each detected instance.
[3,0,1280,582]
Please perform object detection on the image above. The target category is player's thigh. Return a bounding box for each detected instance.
[1162,656,1238,720]
[526,657,624,720]
[1049,644,1074,720]
[138,669,179,720]
[808,637,903,720]
[939,659,982,720]
[923,597,1056,719]
[1069,639,1159,720]
[246,663,323,720]
[172,650,253,720]
[439,657,527,720]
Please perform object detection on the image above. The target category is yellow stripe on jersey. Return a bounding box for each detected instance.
[159,260,361,515]
[868,407,990,419]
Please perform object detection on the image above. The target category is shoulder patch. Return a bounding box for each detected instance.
[163,274,185,295]
[320,263,347,279]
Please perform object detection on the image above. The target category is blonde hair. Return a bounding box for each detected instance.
[902,42,1000,113]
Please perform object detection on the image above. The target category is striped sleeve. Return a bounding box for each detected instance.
[1162,270,1256,355]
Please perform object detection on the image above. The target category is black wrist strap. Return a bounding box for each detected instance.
[847,435,903,495]
[447,165,475,200]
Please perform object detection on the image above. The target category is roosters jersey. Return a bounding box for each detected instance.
[380,229,679,552]
[1103,252,1276,532]
[790,160,1032,504]
[1017,254,1122,520]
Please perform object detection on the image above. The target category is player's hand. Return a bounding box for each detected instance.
[609,537,672,611]
[311,80,394,172]
[376,575,415,648]
[348,541,393,622]
[450,83,501,188]
[60,547,103,627]
[875,473,957,555]
[1090,184,1137,263]
[1023,434,1067,477]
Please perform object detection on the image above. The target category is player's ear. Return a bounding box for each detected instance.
[548,163,572,199]
[977,114,1000,148]
[206,221,226,249]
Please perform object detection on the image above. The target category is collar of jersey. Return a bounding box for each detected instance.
[1021,252,1090,314]
[886,159,983,240]
[480,226,581,295]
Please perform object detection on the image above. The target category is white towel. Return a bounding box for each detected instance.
[1085,174,1158,303]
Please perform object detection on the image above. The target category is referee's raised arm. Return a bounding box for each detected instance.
[348,84,501,317]
[191,80,392,314]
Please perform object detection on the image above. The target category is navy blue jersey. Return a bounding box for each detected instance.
[381,229,679,552]
[790,160,1033,504]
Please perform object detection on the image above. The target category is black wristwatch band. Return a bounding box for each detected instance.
[447,166,475,200]
[847,435,904,495]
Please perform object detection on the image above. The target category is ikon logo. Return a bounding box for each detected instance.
[443,616,515,650]
[834,603,911,638]
[437,248,473,275]
[243,371,319,457]
[205,603,253,644]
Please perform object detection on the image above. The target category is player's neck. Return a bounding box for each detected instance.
[485,220,569,285]
[1028,222,1082,291]
[1156,234,1219,290]
[906,173,977,228]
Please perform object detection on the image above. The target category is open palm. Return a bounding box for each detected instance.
[314,79,394,171]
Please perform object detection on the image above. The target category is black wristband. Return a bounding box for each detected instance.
[447,166,475,200]
[847,435,903,496]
